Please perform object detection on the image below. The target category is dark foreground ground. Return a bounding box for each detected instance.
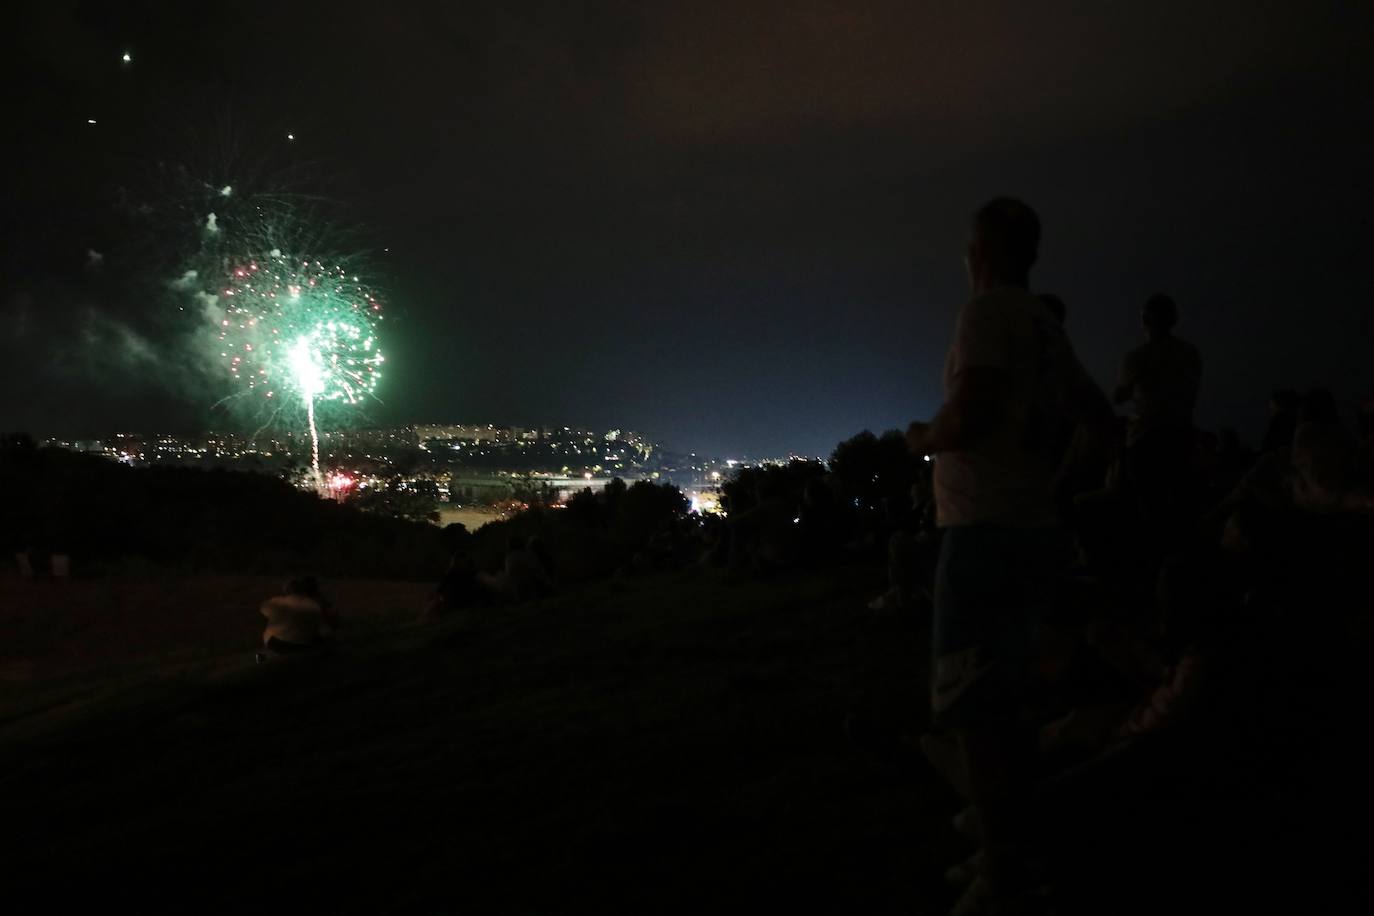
[1,566,1366,913]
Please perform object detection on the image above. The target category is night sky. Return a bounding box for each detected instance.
[5,1,1372,457]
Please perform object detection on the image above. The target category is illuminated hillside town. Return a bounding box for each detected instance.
[43,424,819,524]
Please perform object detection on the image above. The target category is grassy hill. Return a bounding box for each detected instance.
[0,564,1356,913]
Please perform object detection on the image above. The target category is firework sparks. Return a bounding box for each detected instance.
[214,253,385,485]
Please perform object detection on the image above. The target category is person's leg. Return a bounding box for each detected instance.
[955,719,1037,892]
[940,527,1066,900]
[932,528,1024,892]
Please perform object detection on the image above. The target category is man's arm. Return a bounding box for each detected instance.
[908,366,1010,455]
[907,294,1010,456]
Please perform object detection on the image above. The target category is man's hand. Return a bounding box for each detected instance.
[905,420,932,456]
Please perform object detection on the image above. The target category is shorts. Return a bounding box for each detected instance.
[931,524,1067,728]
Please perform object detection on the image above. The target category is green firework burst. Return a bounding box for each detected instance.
[215,252,385,415]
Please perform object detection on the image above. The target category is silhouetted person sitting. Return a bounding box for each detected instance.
[1291,388,1361,513]
[1114,293,1203,513]
[528,536,556,583]
[1210,391,1307,526]
[1358,396,1374,444]
[869,477,938,611]
[1261,389,1302,454]
[726,476,799,573]
[14,539,41,579]
[868,528,921,611]
[797,476,846,560]
[424,551,485,620]
[259,577,337,656]
[480,536,556,604]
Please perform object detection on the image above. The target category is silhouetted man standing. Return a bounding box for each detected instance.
[907,198,1112,914]
[1114,294,1202,509]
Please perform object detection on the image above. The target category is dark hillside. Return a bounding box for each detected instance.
[0,445,448,579]
[2,564,1357,913]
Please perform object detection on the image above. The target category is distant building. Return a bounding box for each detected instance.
[415,423,503,443]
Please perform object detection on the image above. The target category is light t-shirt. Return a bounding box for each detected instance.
[1118,335,1202,442]
[933,287,1082,528]
[260,594,329,646]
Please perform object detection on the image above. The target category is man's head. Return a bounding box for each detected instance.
[966,197,1040,292]
[1142,294,1178,336]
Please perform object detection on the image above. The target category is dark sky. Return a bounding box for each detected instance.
[5,1,1372,457]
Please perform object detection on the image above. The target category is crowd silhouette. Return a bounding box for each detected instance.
[667,197,1372,914]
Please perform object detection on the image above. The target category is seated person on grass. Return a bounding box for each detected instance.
[260,576,337,654]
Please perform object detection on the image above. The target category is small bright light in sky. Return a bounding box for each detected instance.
[122,52,132,63]
[87,119,97,125]
[287,133,296,141]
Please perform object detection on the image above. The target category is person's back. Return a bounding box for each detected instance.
[1119,335,1202,438]
[933,288,1085,528]
[1291,389,1360,513]
[504,544,554,602]
[260,580,331,651]
[1117,294,1202,443]
[430,552,482,617]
